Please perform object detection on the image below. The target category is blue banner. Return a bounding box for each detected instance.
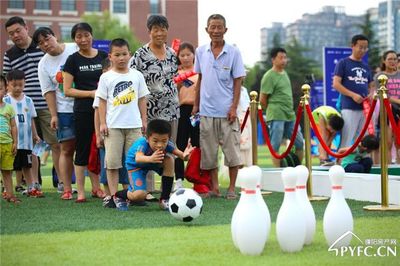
[93,40,111,53]
[323,47,368,108]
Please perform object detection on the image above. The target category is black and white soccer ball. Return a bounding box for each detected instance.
[169,188,203,222]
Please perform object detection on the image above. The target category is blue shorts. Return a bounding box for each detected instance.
[57,113,75,142]
[128,164,163,192]
[267,120,304,152]
[99,148,129,185]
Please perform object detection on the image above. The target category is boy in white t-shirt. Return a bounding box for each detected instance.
[96,38,149,202]
[4,70,43,197]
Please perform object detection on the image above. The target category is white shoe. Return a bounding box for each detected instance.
[173,179,183,191]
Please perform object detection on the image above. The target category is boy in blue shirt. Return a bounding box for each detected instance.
[114,119,194,211]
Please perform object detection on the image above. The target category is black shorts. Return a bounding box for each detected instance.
[13,149,32,170]
[74,111,94,166]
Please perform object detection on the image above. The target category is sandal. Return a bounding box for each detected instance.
[61,191,73,200]
[208,191,222,198]
[91,189,106,199]
[7,195,22,203]
[225,191,238,200]
[75,198,87,203]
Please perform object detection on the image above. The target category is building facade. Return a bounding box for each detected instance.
[260,2,400,66]
[260,22,285,62]
[376,0,400,52]
[0,0,198,66]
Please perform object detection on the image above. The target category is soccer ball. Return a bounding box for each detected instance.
[169,188,203,222]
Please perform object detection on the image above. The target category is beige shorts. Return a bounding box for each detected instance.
[200,117,241,169]
[104,128,142,169]
[34,109,57,145]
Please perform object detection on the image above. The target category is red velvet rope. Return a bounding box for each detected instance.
[382,98,400,146]
[241,107,250,133]
[258,105,303,159]
[305,98,377,158]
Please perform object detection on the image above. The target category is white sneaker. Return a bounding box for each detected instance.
[173,179,183,191]
[57,182,64,193]
[159,199,169,210]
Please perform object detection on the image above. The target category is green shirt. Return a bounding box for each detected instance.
[260,69,295,122]
[341,147,368,169]
[0,102,15,144]
[312,106,340,124]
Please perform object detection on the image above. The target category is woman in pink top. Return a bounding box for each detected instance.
[375,50,400,163]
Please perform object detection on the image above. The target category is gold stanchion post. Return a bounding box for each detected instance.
[364,74,400,211]
[250,91,258,165]
[302,84,327,201]
[250,91,272,196]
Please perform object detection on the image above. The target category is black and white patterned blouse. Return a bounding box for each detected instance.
[130,43,179,121]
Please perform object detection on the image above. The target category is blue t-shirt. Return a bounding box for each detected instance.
[125,136,175,170]
[334,57,372,110]
[194,43,246,117]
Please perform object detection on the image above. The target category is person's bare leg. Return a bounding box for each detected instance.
[74,165,86,200]
[51,143,61,182]
[209,168,219,194]
[59,140,75,192]
[106,169,119,196]
[31,154,39,183]
[228,166,238,193]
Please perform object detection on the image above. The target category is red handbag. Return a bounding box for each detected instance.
[184,147,211,187]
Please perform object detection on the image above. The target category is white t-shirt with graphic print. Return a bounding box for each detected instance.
[38,43,78,113]
[96,68,149,128]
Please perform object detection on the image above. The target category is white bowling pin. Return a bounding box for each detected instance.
[234,168,268,255]
[295,165,316,245]
[323,165,354,247]
[250,165,271,248]
[231,167,248,249]
[276,167,306,252]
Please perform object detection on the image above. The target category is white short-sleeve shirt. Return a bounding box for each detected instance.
[96,69,149,128]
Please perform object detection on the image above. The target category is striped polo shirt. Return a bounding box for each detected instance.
[3,40,46,110]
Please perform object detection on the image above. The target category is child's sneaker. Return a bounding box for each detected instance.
[173,179,183,191]
[159,199,169,211]
[15,185,25,193]
[103,195,116,208]
[33,183,44,197]
[113,196,128,211]
[57,182,64,193]
[28,188,44,198]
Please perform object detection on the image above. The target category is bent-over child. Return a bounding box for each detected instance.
[339,134,379,173]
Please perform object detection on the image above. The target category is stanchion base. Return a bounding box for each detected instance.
[261,190,272,196]
[309,196,329,201]
[363,205,400,211]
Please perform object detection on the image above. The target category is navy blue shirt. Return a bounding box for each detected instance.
[334,57,372,110]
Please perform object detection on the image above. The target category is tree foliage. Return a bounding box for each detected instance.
[82,10,142,53]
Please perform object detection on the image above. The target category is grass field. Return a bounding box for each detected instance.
[1,146,399,265]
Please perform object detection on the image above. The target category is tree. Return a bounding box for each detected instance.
[285,37,320,92]
[358,13,380,70]
[243,32,281,93]
[82,10,142,53]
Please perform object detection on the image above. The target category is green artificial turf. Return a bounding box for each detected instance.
[1,146,399,265]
